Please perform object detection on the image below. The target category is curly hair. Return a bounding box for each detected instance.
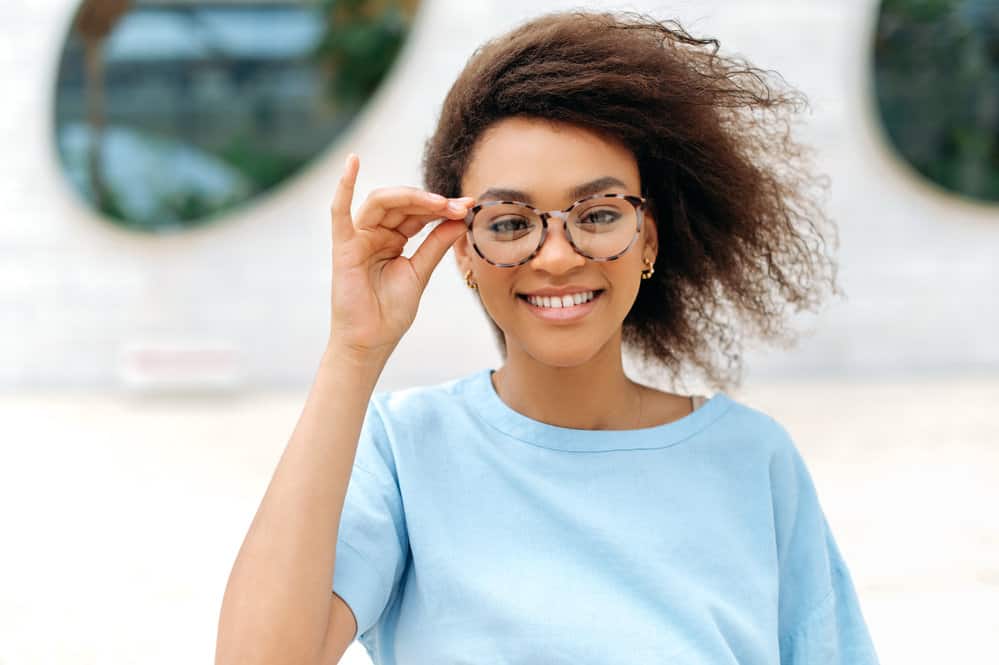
[420,10,842,391]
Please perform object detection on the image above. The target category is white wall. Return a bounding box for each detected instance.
[2,0,997,394]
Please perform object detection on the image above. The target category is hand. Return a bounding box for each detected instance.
[327,153,474,360]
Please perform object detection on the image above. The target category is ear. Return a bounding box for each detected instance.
[643,212,659,258]
[452,228,473,275]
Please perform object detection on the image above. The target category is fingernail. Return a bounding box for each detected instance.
[426,193,447,205]
[447,202,465,213]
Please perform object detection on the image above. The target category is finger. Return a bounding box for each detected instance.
[396,215,439,239]
[354,188,451,230]
[331,153,359,244]
[396,214,457,239]
[409,219,469,290]
[380,200,471,230]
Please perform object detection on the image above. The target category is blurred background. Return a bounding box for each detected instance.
[1,0,996,663]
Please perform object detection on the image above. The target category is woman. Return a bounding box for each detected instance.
[217,10,879,665]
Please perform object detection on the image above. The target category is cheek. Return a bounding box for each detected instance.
[475,266,518,312]
[601,264,645,319]
[608,261,643,292]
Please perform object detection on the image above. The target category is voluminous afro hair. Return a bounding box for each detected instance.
[421,10,842,391]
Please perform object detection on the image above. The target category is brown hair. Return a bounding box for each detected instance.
[421,10,842,391]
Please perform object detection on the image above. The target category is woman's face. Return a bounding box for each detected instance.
[454,116,658,367]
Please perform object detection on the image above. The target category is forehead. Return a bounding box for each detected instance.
[461,117,640,202]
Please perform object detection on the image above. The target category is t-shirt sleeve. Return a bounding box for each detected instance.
[331,395,410,644]
[769,425,880,665]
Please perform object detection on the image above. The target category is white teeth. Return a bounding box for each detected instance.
[526,291,597,308]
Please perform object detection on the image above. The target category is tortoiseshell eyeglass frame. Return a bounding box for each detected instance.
[463,193,648,268]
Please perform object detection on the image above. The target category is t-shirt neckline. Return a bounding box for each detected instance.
[460,368,733,452]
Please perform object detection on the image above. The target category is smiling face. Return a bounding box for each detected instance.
[454,116,658,368]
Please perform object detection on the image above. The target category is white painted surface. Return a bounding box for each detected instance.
[1,0,997,392]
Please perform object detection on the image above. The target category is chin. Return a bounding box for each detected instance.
[516,336,608,369]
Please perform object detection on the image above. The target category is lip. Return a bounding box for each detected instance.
[518,290,604,323]
[517,285,604,297]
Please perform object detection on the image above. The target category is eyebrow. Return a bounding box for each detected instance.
[476,176,629,204]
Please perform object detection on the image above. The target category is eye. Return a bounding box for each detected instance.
[578,208,621,225]
[488,217,534,236]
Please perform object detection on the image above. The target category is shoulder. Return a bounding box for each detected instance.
[353,373,480,470]
[618,384,801,463]
[702,392,798,458]
[720,399,824,521]
[369,370,478,429]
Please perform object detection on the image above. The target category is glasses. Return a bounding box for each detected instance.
[464,193,647,267]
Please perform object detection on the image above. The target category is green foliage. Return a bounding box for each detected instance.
[153,189,243,232]
[874,0,999,203]
[881,0,956,21]
[55,0,418,233]
[95,181,129,224]
[217,134,303,192]
[311,0,412,110]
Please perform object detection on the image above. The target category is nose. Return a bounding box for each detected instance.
[527,213,585,273]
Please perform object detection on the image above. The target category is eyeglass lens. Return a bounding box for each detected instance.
[470,196,638,265]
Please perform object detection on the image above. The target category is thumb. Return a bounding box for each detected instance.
[409,220,468,291]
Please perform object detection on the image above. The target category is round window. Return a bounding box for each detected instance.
[53,0,420,233]
[873,0,998,205]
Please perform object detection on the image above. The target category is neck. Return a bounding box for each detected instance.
[491,330,642,430]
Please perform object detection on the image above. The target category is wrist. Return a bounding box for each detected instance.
[321,339,392,372]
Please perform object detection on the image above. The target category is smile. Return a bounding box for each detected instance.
[516,290,605,322]
[523,290,599,308]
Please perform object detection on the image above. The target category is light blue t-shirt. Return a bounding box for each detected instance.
[331,368,880,664]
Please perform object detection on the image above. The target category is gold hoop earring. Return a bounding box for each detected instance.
[640,258,655,280]
[464,269,478,290]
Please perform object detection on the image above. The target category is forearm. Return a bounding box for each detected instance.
[215,345,388,665]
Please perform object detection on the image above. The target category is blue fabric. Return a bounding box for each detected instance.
[331,368,880,664]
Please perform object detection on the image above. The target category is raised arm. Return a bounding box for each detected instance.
[214,153,473,665]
